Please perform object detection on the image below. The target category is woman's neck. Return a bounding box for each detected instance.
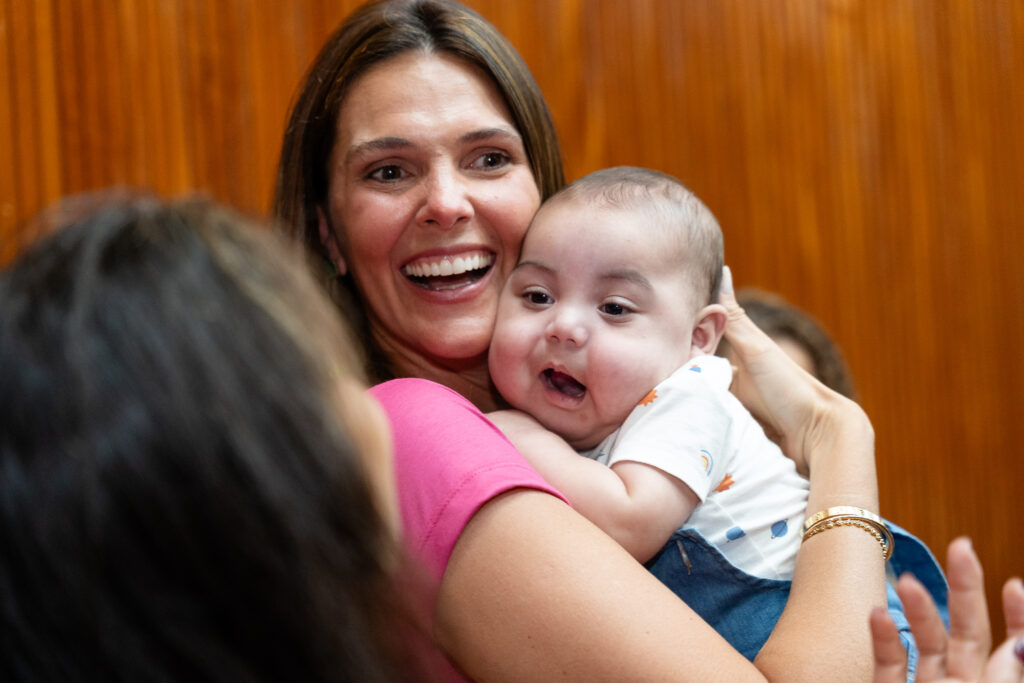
[374,337,507,413]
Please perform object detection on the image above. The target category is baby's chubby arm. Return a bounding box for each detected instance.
[487,409,699,563]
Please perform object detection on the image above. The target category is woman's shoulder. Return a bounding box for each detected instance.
[369,378,564,581]
[368,378,524,473]
[369,377,474,408]
[369,377,493,434]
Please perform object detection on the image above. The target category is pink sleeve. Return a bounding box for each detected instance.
[369,378,567,580]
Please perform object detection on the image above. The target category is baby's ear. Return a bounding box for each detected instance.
[691,304,728,356]
[317,206,347,276]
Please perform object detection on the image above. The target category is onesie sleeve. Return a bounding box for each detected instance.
[603,356,735,501]
[369,378,567,580]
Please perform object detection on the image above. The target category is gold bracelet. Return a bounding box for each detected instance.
[802,506,884,534]
[801,508,894,561]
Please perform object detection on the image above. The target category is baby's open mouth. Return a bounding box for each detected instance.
[402,252,494,291]
[543,368,586,399]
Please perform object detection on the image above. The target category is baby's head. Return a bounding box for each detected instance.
[490,166,726,449]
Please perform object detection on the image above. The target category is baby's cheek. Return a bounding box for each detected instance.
[489,329,525,394]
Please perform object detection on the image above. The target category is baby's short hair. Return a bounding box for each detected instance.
[550,166,724,305]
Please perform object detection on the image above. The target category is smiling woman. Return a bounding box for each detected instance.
[318,52,541,390]
[274,0,563,410]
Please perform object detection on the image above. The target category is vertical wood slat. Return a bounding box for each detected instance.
[0,0,18,260]
[1,0,61,257]
[0,0,1021,643]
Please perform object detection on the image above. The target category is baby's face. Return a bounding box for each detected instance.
[489,200,699,450]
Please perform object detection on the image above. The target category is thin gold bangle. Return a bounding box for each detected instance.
[802,506,884,535]
[801,508,894,561]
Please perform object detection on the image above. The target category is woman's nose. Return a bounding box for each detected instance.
[416,166,473,229]
[546,308,589,347]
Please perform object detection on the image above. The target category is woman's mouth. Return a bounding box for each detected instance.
[542,368,586,399]
[402,251,494,291]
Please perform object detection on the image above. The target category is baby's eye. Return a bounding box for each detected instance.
[600,302,631,316]
[367,165,407,183]
[470,151,511,171]
[523,290,552,306]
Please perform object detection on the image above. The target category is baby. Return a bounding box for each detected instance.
[488,167,931,668]
[487,166,810,658]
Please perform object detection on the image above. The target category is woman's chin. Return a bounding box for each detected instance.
[381,322,493,372]
[422,331,492,368]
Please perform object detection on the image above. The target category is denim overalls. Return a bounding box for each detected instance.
[645,521,948,681]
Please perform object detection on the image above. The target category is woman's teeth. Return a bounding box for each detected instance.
[402,252,493,278]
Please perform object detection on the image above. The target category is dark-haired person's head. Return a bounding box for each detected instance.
[718,288,857,400]
[0,194,434,681]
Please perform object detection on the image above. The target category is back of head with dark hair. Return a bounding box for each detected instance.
[0,194,434,681]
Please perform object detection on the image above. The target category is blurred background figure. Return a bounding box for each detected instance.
[718,287,857,400]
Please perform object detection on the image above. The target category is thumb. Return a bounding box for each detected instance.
[719,265,741,317]
[718,266,774,356]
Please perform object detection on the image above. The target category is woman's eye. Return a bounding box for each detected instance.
[471,151,510,171]
[600,302,630,316]
[367,165,406,182]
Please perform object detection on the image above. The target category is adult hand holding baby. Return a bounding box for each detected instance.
[718,265,873,480]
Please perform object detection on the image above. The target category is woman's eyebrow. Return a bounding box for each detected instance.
[344,137,412,165]
[459,127,522,145]
[344,128,520,166]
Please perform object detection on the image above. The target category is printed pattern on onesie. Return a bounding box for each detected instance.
[581,355,808,580]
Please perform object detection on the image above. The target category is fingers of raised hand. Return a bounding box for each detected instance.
[1003,578,1024,639]
[994,579,1024,682]
[978,633,1024,683]
[871,606,910,683]
[907,538,992,681]
[900,571,957,680]
[945,538,992,680]
[888,540,1024,683]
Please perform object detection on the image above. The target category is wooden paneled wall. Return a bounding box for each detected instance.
[3,0,1021,640]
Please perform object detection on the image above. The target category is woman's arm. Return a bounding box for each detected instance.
[436,414,882,681]
[723,265,885,680]
[436,488,763,682]
[487,408,698,562]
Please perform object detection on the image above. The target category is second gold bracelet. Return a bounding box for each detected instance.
[800,508,894,561]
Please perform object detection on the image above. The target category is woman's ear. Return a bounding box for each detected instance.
[691,304,728,356]
[317,206,347,276]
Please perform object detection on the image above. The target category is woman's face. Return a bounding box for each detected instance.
[321,52,541,368]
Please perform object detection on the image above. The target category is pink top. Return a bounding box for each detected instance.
[369,379,567,680]
[369,378,566,580]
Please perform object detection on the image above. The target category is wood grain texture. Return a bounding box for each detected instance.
[2,0,1020,641]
